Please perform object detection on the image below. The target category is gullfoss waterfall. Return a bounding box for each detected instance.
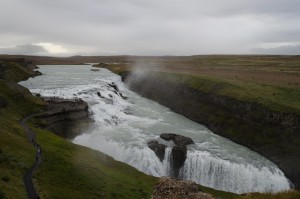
[20,65,291,194]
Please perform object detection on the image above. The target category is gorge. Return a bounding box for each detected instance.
[19,64,292,194]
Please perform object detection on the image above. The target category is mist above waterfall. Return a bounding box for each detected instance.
[20,64,291,194]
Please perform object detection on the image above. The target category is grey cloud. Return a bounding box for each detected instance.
[0,0,300,55]
[0,44,47,55]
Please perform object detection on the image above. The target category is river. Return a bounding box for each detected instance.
[20,65,291,194]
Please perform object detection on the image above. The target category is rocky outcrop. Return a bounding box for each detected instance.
[152,177,216,199]
[161,133,194,146]
[123,71,300,189]
[148,133,194,178]
[147,141,166,161]
[37,98,90,138]
[171,145,187,177]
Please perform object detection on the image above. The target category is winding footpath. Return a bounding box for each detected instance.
[20,114,42,199]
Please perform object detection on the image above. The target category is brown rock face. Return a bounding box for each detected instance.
[152,177,216,199]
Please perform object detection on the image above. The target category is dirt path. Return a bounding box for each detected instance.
[20,115,42,199]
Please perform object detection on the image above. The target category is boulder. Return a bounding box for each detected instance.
[152,177,216,199]
[174,135,194,146]
[160,133,176,141]
[160,133,194,146]
[171,145,187,177]
[147,140,166,161]
[150,134,194,177]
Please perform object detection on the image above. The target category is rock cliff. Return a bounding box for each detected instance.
[37,98,90,138]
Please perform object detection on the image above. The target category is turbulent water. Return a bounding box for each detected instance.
[20,65,291,194]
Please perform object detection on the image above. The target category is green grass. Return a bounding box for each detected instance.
[124,71,300,115]
[32,127,157,199]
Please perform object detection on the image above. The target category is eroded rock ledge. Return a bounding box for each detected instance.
[37,98,90,138]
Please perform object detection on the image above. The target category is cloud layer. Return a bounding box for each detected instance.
[1,0,300,55]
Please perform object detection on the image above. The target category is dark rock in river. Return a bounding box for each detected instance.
[119,92,128,100]
[108,82,119,91]
[161,133,194,146]
[171,145,187,178]
[149,133,194,178]
[147,140,166,162]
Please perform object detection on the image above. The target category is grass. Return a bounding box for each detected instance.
[150,72,300,115]
[32,127,157,199]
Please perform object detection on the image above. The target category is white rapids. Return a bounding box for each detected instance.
[20,65,291,194]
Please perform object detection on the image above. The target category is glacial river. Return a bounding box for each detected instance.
[20,65,291,194]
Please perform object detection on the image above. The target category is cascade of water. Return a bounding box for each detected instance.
[20,65,292,194]
[179,150,291,194]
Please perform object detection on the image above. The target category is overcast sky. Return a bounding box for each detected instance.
[1,0,300,56]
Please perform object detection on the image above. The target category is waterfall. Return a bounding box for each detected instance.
[20,65,292,194]
[179,150,291,194]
